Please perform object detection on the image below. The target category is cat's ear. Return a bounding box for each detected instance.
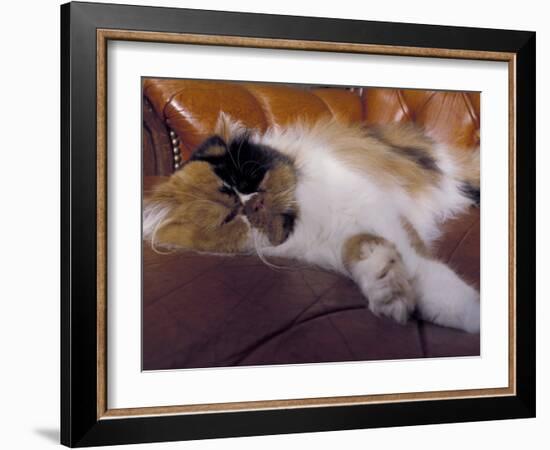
[214,111,247,142]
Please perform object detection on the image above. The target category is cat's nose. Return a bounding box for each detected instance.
[243,194,264,215]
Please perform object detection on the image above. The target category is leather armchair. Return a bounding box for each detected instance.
[142,79,480,370]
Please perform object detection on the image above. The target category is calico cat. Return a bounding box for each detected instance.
[144,113,481,333]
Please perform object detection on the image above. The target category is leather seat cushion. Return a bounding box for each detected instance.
[142,177,480,370]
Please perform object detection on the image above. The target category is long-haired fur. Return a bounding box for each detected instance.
[143,113,481,332]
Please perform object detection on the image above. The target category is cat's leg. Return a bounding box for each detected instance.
[342,231,479,333]
[342,233,416,324]
[397,220,480,333]
[411,257,480,333]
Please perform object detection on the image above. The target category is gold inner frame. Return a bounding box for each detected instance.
[96,29,517,420]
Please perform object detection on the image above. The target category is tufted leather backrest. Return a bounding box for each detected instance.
[143,79,479,173]
[361,88,480,150]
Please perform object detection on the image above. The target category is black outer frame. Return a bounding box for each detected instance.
[61,1,536,447]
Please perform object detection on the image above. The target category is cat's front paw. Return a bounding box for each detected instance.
[364,261,416,324]
[347,239,416,324]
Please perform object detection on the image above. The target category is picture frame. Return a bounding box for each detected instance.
[61,1,535,447]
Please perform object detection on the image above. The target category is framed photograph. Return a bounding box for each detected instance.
[61,1,535,447]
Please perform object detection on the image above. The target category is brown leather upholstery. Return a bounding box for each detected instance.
[143,79,479,174]
[361,88,480,150]
[142,79,480,370]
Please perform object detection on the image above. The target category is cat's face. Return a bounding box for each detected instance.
[143,114,298,254]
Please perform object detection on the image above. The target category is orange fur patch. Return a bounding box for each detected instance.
[307,119,442,194]
[200,144,227,157]
[342,232,388,271]
[244,162,298,245]
[401,217,431,258]
[146,161,250,253]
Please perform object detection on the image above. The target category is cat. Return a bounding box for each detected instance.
[143,112,481,333]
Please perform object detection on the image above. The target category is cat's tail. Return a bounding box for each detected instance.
[455,147,480,205]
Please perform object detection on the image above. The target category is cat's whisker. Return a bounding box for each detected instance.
[150,218,176,255]
[240,160,262,173]
[227,138,245,171]
[271,187,295,198]
[249,229,297,271]
[250,231,285,270]
[235,135,246,171]
[248,161,272,177]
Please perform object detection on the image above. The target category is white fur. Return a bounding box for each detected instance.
[142,200,171,241]
[413,257,480,333]
[236,192,255,204]
[249,123,480,333]
[350,242,415,324]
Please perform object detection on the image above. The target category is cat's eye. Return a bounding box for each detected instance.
[222,208,240,224]
[219,185,235,196]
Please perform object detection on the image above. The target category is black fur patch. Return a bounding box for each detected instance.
[222,205,241,224]
[367,126,441,174]
[192,133,292,195]
[390,145,441,173]
[460,182,480,205]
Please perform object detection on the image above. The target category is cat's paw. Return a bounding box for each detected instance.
[351,241,416,324]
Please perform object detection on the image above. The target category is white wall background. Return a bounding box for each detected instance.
[0,0,545,448]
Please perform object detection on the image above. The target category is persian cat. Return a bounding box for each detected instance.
[144,113,481,333]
